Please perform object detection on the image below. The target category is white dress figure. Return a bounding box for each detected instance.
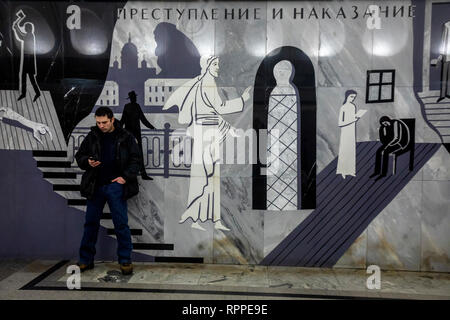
[267,60,300,210]
[163,55,251,231]
[336,91,364,178]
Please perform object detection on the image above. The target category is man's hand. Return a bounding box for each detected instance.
[88,159,101,167]
[112,177,126,184]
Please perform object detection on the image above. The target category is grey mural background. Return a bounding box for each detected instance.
[0,0,449,272]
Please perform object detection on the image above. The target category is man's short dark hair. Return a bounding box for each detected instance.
[379,116,391,125]
[95,107,114,119]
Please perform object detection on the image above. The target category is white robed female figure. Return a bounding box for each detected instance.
[163,55,251,231]
[336,90,365,178]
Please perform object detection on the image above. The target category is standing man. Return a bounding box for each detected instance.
[432,20,450,103]
[75,107,140,275]
[12,10,41,102]
[120,90,155,180]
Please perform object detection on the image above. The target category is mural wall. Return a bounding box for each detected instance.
[0,0,449,272]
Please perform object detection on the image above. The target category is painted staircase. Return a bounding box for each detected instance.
[32,149,202,263]
[261,142,440,268]
[418,91,450,151]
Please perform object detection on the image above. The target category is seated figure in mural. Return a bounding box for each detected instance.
[370,116,410,181]
[336,90,366,178]
[431,20,450,103]
[0,106,52,144]
[163,55,251,231]
[119,90,156,180]
[266,60,300,210]
[12,10,41,102]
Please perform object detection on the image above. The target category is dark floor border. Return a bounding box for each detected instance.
[20,260,71,290]
[19,260,392,300]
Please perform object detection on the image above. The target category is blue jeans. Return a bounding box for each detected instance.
[79,182,133,265]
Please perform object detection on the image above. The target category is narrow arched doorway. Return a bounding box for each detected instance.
[252,46,317,209]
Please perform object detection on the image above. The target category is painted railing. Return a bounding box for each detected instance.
[68,123,192,178]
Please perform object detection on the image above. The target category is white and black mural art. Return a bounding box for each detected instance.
[336,90,366,179]
[0,0,449,272]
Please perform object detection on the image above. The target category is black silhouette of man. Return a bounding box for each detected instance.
[119,91,155,180]
[12,11,41,102]
[370,116,410,181]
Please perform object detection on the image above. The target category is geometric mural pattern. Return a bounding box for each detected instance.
[267,94,298,210]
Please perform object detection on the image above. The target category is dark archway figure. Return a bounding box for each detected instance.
[119,90,155,180]
[253,46,317,210]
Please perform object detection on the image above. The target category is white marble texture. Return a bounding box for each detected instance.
[421,181,450,272]
[127,177,165,245]
[163,176,214,262]
[367,181,422,271]
[370,1,415,88]
[263,210,313,257]
[334,231,367,269]
[214,2,267,88]
[316,1,373,88]
[422,145,450,181]
[213,177,263,264]
[266,1,319,84]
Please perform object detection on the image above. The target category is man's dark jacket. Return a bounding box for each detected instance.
[75,120,140,200]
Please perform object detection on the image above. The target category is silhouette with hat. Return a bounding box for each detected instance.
[119,90,155,180]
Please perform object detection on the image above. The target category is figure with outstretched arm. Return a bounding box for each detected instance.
[163,55,251,232]
[0,106,52,144]
[12,10,41,102]
[119,90,156,180]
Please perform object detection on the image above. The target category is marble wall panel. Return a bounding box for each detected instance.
[334,231,367,269]
[367,181,422,271]
[8,0,447,271]
[214,2,267,88]
[266,1,319,85]
[166,1,217,58]
[316,1,373,88]
[421,181,450,272]
[163,176,214,262]
[422,145,450,181]
[263,210,313,257]
[127,177,165,245]
[213,177,263,264]
[370,1,415,87]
